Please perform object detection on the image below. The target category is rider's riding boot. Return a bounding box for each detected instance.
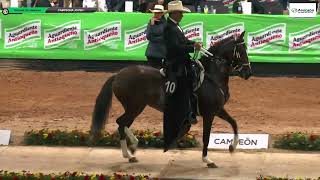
[187,94,198,125]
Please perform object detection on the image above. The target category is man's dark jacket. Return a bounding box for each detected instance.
[164,18,195,65]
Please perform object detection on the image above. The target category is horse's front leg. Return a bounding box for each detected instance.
[217,108,239,153]
[202,114,218,168]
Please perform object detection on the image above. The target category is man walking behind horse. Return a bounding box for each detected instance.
[163,0,202,151]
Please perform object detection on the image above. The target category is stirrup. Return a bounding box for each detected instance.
[188,112,198,125]
[160,68,166,77]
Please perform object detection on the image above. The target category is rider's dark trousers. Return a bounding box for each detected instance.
[163,62,193,150]
[146,56,163,69]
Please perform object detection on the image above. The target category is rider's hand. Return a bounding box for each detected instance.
[150,17,159,25]
[194,42,202,51]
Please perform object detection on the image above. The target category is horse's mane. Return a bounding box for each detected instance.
[207,35,236,55]
[199,35,236,71]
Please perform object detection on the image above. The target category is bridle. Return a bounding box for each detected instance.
[199,38,251,74]
[232,40,251,72]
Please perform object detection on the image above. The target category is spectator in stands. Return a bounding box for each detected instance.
[250,0,266,13]
[106,0,139,12]
[279,0,288,10]
[145,4,167,68]
[32,0,52,7]
[48,0,82,7]
[233,0,265,14]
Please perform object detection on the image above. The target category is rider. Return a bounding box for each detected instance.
[145,4,167,69]
[163,0,202,151]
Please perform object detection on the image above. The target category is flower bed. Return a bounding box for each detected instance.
[24,129,199,149]
[0,171,156,180]
[257,175,320,180]
[274,132,320,151]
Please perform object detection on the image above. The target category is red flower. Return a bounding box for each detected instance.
[80,135,86,142]
[99,174,105,180]
[48,133,53,139]
[130,175,135,180]
[51,177,55,180]
[153,131,161,137]
[286,134,291,139]
[84,175,89,180]
[13,176,18,180]
[114,173,122,179]
[309,134,318,141]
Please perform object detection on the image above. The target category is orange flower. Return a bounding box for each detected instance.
[309,134,318,141]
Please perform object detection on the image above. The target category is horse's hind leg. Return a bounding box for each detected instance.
[116,104,145,163]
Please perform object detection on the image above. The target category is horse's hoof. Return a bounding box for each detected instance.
[229,145,235,153]
[129,145,137,155]
[207,163,218,168]
[129,157,138,163]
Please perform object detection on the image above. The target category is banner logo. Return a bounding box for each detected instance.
[222,0,237,10]
[0,19,2,39]
[289,25,320,52]
[84,21,121,50]
[182,22,203,42]
[124,25,147,51]
[206,22,244,48]
[44,20,81,49]
[248,23,286,51]
[4,20,41,49]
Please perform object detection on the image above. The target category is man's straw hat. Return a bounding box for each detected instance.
[166,0,191,13]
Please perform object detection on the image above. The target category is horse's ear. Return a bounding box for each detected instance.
[239,31,245,40]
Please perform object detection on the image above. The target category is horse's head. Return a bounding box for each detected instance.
[201,31,252,80]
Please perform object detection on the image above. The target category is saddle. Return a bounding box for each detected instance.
[160,59,205,92]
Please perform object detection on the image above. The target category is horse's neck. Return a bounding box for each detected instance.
[214,71,230,96]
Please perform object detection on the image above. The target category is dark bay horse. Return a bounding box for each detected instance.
[90,31,252,168]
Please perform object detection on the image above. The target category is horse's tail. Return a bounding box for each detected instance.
[217,108,239,153]
[90,75,116,140]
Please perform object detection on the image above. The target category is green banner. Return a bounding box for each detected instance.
[0,12,319,63]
